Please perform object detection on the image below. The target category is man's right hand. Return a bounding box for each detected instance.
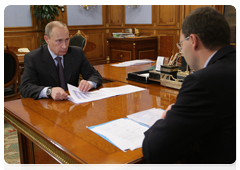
[161,103,174,119]
[51,87,68,101]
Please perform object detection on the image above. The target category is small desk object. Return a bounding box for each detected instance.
[4,81,177,164]
[94,63,179,95]
[106,36,158,63]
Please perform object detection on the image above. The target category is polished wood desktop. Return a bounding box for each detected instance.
[4,81,177,164]
[94,62,179,95]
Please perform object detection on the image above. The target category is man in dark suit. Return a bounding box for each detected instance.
[20,21,102,100]
[142,6,236,163]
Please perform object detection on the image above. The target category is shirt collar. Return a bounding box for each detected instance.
[203,51,217,68]
[47,45,63,60]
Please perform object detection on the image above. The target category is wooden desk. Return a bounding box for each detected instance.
[4,81,177,164]
[107,36,158,63]
[94,63,179,95]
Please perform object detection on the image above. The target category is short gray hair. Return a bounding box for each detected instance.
[45,21,68,38]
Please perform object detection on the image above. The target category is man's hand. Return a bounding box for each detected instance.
[78,80,92,92]
[161,103,174,119]
[51,87,68,101]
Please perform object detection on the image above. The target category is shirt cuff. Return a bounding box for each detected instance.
[88,81,97,89]
[38,87,49,99]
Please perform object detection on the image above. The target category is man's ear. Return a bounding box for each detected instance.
[190,34,199,50]
[44,35,49,44]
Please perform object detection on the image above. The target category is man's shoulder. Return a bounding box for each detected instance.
[26,44,48,57]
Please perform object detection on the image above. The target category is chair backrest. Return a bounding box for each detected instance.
[4,49,19,88]
[69,30,88,52]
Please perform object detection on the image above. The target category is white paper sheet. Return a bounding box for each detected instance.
[156,56,165,71]
[68,84,146,104]
[111,59,155,67]
[89,118,149,151]
[99,85,145,96]
[68,84,115,104]
[127,108,165,127]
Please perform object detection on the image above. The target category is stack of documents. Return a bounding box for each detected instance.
[111,59,155,67]
[88,108,165,152]
[67,84,146,104]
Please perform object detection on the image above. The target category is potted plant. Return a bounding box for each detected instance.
[31,5,64,45]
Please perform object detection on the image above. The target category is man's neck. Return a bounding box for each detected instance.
[198,47,220,70]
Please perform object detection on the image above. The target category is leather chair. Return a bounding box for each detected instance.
[4,49,21,102]
[69,30,88,52]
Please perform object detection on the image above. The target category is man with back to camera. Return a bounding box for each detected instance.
[142,6,236,163]
[20,21,103,100]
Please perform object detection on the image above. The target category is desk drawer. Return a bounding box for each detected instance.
[111,50,131,61]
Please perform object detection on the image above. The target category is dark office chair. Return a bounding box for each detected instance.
[69,30,88,52]
[4,49,21,102]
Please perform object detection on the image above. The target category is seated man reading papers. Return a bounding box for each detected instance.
[21,21,102,100]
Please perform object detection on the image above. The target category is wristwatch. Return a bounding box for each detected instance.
[46,87,52,98]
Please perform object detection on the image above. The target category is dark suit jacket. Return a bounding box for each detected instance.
[20,45,103,99]
[142,45,236,164]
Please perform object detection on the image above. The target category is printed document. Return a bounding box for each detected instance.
[88,118,149,152]
[68,84,146,104]
[88,108,165,152]
[127,108,165,127]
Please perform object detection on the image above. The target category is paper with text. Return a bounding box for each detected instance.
[127,108,165,127]
[68,84,146,104]
[89,118,149,152]
[68,84,115,104]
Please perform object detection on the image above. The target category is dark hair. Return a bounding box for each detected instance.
[181,6,230,50]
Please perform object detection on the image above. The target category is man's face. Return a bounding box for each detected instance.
[45,26,69,56]
[180,32,197,71]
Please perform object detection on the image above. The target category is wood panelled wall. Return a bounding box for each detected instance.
[4,5,223,65]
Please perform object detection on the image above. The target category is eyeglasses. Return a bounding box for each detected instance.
[176,36,190,51]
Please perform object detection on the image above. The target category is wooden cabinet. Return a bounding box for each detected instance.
[157,30,179,58]
[157,5,180,28]
[4,5,225,65]
[106,36,158,63]
[111,50,131,61]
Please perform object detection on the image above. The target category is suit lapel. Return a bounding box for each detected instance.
[63,51,73,84]
[41,45,60,84]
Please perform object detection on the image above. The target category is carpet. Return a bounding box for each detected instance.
[4,121,20,164]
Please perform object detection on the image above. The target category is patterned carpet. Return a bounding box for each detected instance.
[4,121,20,164]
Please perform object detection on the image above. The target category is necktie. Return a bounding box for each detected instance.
[55,57,67,90]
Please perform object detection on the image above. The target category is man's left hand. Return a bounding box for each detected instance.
[78,80,92,92]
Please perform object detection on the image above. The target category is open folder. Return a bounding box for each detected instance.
[88,108,165,152]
